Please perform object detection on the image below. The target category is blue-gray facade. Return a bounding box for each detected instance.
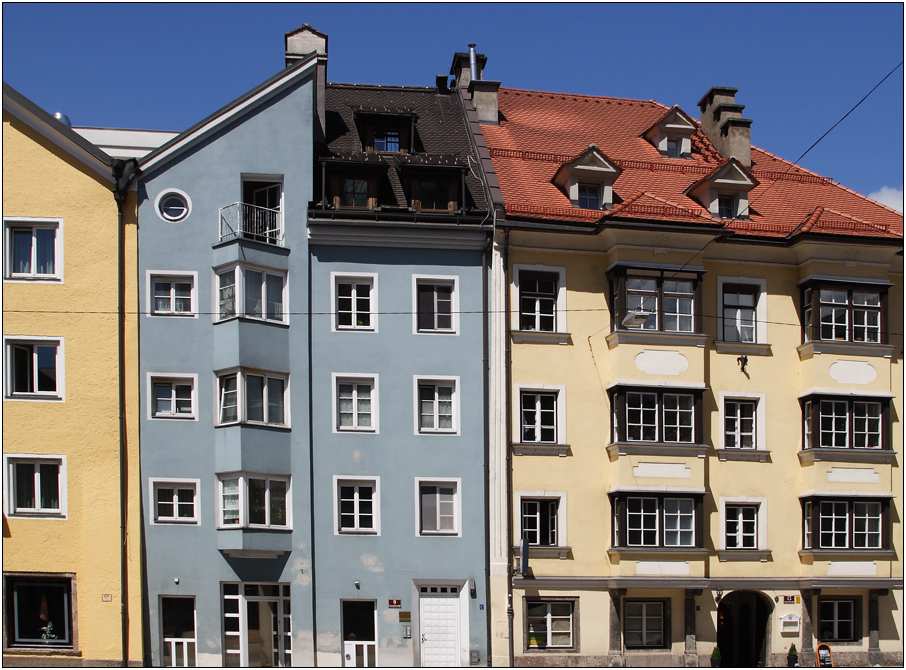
[137,55,317,667]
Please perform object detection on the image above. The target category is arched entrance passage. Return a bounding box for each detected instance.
[716,591,772,667]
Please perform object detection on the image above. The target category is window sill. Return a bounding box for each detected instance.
[7,512,66,520]
[513,545,572,559]
[511,330,570,345]
[799,549,895,560]
[512,442,571,457]
[798,448,895,464]
[150,312,197,318]
[3,275,62,283]
[607,442,708,458]
[151,414,197,421]
[718,549,772,562]
[608,547,709,558]
[798,341,894,359]
[717,448,770,462]
[606,330,708,349]
[4,393,63,402]
[3,646,80,656]
[335,326,377,333]
[153,518,199,525]
[339,529,379,536]
[714,341,772,356]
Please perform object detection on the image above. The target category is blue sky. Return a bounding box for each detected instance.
[3,2,903,208]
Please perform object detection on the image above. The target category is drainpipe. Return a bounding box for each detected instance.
[308,236,319,666]
[112,158,140,667]
[502,228,514,667]
[481,232,492,666]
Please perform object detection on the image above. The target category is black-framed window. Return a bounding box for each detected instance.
[5,576,73,647]
[521,499,559,546]
[801,281,887,344]
[802,498,889,549]
[525,598,577,651]
[519,271,558,332]
[722,283,758,342]
[577,183,600,209]
[611,493,703,548]
[610,387,702,445]
[373,128,400,152]
[817,597,862,642]
[802,396,889,451]
[609,268,701,333]
[718,194,737,219]
[624,599,670,648]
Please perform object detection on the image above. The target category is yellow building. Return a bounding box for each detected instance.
[3,83,143,666]
[452,53,904,667]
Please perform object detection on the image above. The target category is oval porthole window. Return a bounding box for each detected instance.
[156,189,191,222]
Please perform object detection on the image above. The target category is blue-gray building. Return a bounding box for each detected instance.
[136,30,321,667]
[305,45,493,666]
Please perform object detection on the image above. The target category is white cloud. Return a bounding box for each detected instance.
[867,186,903,212]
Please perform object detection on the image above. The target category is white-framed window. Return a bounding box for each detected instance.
[613,494,701,548]
[802,281,885,344]
[155,189,192,223]
[718,392,766,451]
[719,496,768,551]
[147,271,197,317]
[160,596,197,667]
[415,477,461,536]
[3,218,62,281]
[332,374,378,433]
[215,264,286,323]
[513,384,567,445]
[216,369,289,427]
[4,574,75,648]
[150,479,200,525]
[624,600,666,648]
[609,268,701,333]
[334,476,380,535]
[331,272,378,332]
[803,396,888,450]
[525,599,576,650]
[4,336,64,401]
[3,454,67,519]
[618,390,695,443]
[513,265,567,333]
[803,498,887,550]
[148,374,197,420]
[222,583,292,667]
[413,275,459,334]
[516,491,567,547]
[217,473,290,529]
[577,182,601,210]
[413,376,459,435]
[718,277,767,343]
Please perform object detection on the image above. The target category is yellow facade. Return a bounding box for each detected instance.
[493,225,902,666]
[3,96,142,665]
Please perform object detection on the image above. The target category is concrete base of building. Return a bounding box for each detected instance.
[2,656,142,668]
[511,651,905,668]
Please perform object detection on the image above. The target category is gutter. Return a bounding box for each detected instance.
[112,158,140,667]
[502,228,514,668]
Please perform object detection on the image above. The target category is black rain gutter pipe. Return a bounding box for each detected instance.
[503,227,514,667]
[481,231,492,666]
[113,157,140,667]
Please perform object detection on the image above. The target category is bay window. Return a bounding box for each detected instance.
[610,268,701,333]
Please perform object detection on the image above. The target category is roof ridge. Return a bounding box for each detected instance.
[328,82,438,92]
[499,86,669,109]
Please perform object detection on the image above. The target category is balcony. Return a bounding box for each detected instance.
[219,202,283,246]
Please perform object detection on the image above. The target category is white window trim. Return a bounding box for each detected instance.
[515,490,568,547]
[3,335,65,402]
[718,392,767,451]
[413,375,461,436]
[3,217,63,282]
[411,274,460,335]
[149,478,201,525]
[216,472,292,530]
[414,477,462,537]
[718,496,768,550]
[332,475,381,536]
[146,270,198,318]
[212,263,288,325]
[147,373,198,421]
[717,276,767,343]
[513,383,567,445]
[332,373,379,434]
[330,271,378,333]
[214,368,290,428]
[3,453,68,519]
[512,264,567,333]
[154,188,192,223]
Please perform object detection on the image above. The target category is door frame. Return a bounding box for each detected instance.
[340,599,378,667]
[413,579,469,667]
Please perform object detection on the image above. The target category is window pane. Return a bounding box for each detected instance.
[12,344,33,393]
[248,478,267,525]
[220,376,238,423]
[266,274,284,320]
[12,229,32,274]
[222,478,240,525]
[218,271,236,318]
[268,378,285,425]
[270,480,287,526]
[174,282,192,312]
[36,345,57,392]
[39,463,60,510]
[15,463,36,509]
[246,375,264,422]
[245,270,263,317]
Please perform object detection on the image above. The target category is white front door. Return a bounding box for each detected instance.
[419,587,461,667]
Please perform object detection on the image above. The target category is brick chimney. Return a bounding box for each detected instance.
[449,45,500,126]
[285,24,328,145]
[697,87,753,167]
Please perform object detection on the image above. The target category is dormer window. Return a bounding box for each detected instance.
[552,145,621,211]
[643,106,696,159]
[415,179,455,212]
[666,139,680,158]
[341,178,369,208]
[686,158,758,222]
[354,108,417,153]
[373,128,400,153]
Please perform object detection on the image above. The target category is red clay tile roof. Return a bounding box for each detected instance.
[483,87,903,240]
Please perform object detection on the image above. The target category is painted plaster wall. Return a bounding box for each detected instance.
[137,75,316,666]
[309,243,489,666]
[2,111,143,662]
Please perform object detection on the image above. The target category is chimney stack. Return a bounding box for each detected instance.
[449,46,500,126]
[285,24,328,145]
[697,87,753,167]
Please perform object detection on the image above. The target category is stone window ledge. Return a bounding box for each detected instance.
[718,549,772,562]
[512,442,570,457]
[798,448,895,464]
[511,330,570,345]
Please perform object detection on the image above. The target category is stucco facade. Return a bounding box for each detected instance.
[136,56,318,667]
[2,85,143,666]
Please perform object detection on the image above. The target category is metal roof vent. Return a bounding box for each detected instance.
[53,112,72,128]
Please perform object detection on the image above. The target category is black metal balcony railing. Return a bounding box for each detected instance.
[219,202,283,245]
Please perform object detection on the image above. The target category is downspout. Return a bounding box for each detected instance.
[503,228,514,667]
[481,232,492,666]
[308,232,319,666]
[112,158,140,667]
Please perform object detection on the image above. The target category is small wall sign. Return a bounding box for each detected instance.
[399,611,411,623]
[783,595,795,604]
[388,599,401,608]
[102,594,113,602]
[780,613,800,634]
[817,642,834,667]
